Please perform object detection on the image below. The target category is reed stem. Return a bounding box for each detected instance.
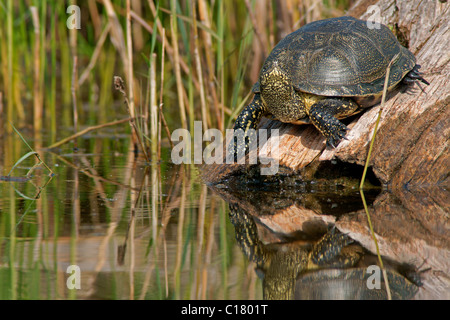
[359,52,400,301]
[170,0,187,129]
[6,0,13,133]
[31,7,42,135]
[71,56,79,149]
[150,53,158,158]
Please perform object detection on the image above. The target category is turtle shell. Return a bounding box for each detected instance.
[259,16,416,97]
[294,268,419,300]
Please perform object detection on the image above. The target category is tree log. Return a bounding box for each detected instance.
[202,0,449,190]
[202,0,449,299]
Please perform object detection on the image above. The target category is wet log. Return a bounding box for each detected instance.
[202,0,449,189]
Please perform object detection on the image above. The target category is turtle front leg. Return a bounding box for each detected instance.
[231,94,267,161]
[309,98,359,147]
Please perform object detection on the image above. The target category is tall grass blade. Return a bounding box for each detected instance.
[359,52,400,300]
[170,0,187,129]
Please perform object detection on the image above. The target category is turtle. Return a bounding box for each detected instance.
[232,16,429,156]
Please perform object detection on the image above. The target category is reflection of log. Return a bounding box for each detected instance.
[336,187,450,299]
[202,0,449,189]
[209,182,449,299]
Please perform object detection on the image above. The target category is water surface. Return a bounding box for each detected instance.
[0,131,448,300]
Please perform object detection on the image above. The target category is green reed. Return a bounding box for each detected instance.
[0,0,352,151]
[358,53,401,301]
[6,0,14,131]
[48,1,57,140]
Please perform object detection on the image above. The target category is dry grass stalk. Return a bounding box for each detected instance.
[359,52,401,301]
[0,92,3,140]
[149,53,158,157]
[78,23,112,86]
[126,0,136,119]
[244,0,268,58]
[158,29,174,155]
[102,0,129,82]
[6,0,14,132]
[30,7,42,135]
[114,76,150,162]
[191,1,209,133]
[88,0,102,39]
[170,0,187,129]
[45,117,141,150]
[131,8,199,90]
[71,56,79,148]
[198,0,221,130]
[131,0,144,50]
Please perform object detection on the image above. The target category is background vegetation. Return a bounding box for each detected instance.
[0,0,353,158]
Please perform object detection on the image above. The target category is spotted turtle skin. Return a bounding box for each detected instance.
[233,16,428,153]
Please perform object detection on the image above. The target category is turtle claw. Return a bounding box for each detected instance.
[404,64,430,86]
[326,140,337,148]
[325,122,349,148]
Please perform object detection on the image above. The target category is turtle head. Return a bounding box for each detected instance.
[259,61,297,121]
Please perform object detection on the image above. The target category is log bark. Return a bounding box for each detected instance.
[202,0,449,189]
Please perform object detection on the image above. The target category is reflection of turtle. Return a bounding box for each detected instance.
[228,202,421,300]
[233,16,428,154]
[229,203,363,300]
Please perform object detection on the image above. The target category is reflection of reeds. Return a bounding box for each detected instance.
[3,143,262,299]
[9,122,53,176]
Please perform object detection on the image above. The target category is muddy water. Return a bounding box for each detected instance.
[0,133,448,300]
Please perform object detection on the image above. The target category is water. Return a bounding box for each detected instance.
[0,132,262,300]
[0,131,448,300]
